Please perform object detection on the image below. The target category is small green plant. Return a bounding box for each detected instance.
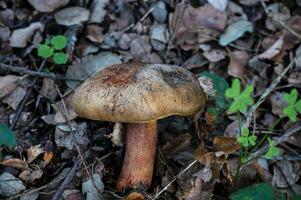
[37,35,68,65]
[225,79,254,113]
[237,128,257,148]
[265,138,280,159]
[283,89,301,122]
[224,79,281,180]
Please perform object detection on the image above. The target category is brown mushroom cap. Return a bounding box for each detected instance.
[72,63,206,123]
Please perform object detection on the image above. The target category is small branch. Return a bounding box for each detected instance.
[0,63,83,82]
[151,160,198,200]
[10,59,47,130]
[51,159,83,200]
[244,56,297,126]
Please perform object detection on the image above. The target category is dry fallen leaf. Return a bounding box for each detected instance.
[89,0,108,24]
[1,158,28,169]
[259,36,284,60]
[270,92,287,117]
[28,0,69,12]
[173,3,227,50]
[52,94,78,123]
[203,49,226,62]
[0,172,26,197]
[228,50,248,78]
[0,75,22,98]
[86,25,104,43]
[213,136,240,155]
[9,22,44,48]
[54,7,90,26]
[27,145,45,164]
[124,192,145,200]
[2,85,27,110]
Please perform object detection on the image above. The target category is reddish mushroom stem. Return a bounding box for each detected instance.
[117,121,157,191]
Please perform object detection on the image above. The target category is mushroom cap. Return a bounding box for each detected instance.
[72,63,207,123]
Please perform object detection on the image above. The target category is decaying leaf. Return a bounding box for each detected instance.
[207,0,228,11]
[219,20,253,46]
[228,50,248,78]
[9,22,44,48]
[124,192,145,200]
[213,136,240,155]
[0,172,26,197]
[0,75,22,98]
[89,0,108,24]
[55,122,89,150]
[54,7,90,26]
[173,3,227,49]
[0,158,28,169]
[82,173,104,200]
[28,0,69,12]
[259,36,284,60]
[27,145,45,164]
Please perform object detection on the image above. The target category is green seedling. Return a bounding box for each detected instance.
[265,138,280,159]
[0,123,16,160]
[283,89,301,122]
[37,35,68,65]
[237,128,257,148]
[225,79,254,113]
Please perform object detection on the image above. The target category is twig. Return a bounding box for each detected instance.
[0,63,83,82]
[244,56,297,126]
[51,159,83,200]
[10,59,46,130]
[121,5,155,33]
[151,159,198,199]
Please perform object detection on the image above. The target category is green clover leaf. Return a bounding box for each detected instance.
[53,52,68,64]
[265,138,279,159]
[225,79,254,113]
[225,79,240,98]
[51,35,67,50]
[237,128,257,148]
[283,89,301,122]
[37,44,54,58]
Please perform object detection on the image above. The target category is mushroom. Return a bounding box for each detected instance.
[72,63,207,191]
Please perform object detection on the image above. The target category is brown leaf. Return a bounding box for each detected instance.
[0,75,22,98]
[162,133,192,159]
[124,192,145,200]
[27,145,44,164]
[282,15,301,50]
[86,25,104,43]
[270,92,287,116]
[258,36,283,60]
[40,77,58,101]
[228,50,248,78]
[173,3,227,50]
[2,86,27,110]
[52,94,78,123]
[1,158,28,169]
[213,136,240,155]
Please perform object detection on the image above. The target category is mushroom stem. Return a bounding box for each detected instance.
[117,121,157,191]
